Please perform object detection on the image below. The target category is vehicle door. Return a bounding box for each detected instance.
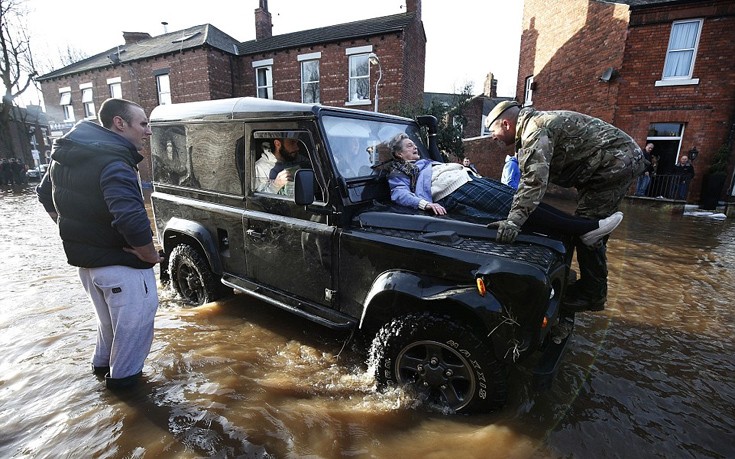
[243,127,336,307]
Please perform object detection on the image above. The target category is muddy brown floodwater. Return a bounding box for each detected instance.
[1,186,733,458]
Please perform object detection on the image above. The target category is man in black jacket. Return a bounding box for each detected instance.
[672,155,695,200]
[37,98,161,389]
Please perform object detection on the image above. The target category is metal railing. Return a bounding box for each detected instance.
[638,174,691,200]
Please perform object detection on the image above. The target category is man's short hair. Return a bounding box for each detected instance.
[98,98,143,129]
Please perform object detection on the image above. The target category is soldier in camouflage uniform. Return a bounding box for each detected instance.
[485,101,646,312]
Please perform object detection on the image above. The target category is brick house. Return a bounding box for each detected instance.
[0,105,51,170]
[516,0,735,204]
[36,0,426,182]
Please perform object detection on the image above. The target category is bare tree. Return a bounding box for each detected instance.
[36,43,89,74]
[0,0,38,159]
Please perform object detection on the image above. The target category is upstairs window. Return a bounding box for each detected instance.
[108,77,122,98]
[109,82,122,98]
[157,74,171,105]
[253,59,274,99]
[59,89,74,122]
[523,75,534,107]
[81,87,95,119]
[345,46,373,106]
[348,54,370,104]
[657,19,702,86]
[299,52,321,104]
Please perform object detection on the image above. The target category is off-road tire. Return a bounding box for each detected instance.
[169,244,222,306]
[369,312,507,413]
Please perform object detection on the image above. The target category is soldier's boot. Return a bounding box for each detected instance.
[562,240,608,313]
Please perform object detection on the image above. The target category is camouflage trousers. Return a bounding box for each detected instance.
[572,144,646,302]
[575,144,647,220]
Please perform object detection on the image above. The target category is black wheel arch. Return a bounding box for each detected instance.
[162,217,223,276]
[359,270,527,364]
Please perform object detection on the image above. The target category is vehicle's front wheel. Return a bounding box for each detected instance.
[369,312,507,413]
[169,244,222,306]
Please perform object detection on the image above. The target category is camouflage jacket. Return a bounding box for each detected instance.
[508,108,641,226]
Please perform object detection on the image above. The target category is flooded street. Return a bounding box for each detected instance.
[1,186,733,458]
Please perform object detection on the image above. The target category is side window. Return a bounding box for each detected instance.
[151,125,189,186]
[151,123,244,195]
[251,131,322,200]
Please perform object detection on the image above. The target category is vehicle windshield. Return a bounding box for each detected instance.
[322,115,429,179]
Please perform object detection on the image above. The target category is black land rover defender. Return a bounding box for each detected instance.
[149,97,575,414]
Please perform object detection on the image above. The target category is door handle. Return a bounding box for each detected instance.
[246,229,264,239]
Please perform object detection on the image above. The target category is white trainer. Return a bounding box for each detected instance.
[580,211,624,247]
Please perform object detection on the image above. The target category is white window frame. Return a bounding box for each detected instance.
[59,87,74,122]
[647,122,685,168]
[107,77,122,98]
[298,52,321,104]
[524,75,534,106]
[157,74,171,105]
[252,58,274,99]
[80,83,95,119]
[656,19,702,87]
[346,46,373,106]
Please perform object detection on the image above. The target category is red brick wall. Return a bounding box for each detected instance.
[240,30,424,111]
[39,15,427,181]
[518,0,735,203]
[517,0,629,122]
[615,1,735,202]
[462,136,514,181]
[462,98,486,139]
[400,19,427,111]
[39,47,234,180]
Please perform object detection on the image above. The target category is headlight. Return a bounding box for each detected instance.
[476,277,486,297]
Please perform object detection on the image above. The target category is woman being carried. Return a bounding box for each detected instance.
[387,133,621,246]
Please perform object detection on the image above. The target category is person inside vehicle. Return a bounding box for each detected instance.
[255,136,309,195]
[387,133,622,247]
[333,136,372,178]
[253,140,276,192]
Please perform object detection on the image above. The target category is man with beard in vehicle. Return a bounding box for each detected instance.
[257,136,309,195]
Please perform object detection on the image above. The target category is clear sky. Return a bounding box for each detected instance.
[20,0,522,106]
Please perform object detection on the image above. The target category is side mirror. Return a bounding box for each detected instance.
[294,169,315,206]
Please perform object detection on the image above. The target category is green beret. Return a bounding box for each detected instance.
[485,100,521,129]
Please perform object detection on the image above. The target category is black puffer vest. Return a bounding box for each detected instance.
[50,123,153,269]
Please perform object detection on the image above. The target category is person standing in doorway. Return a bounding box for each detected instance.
[485,101,645,313]
[37,98,161,389]
[635,143,655,196]
[672,155,695,200]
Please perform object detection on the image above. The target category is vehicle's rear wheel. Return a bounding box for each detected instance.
[169,244,222,306]
[369,312,507,413]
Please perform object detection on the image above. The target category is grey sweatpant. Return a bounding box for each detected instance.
[78,265,158,379]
